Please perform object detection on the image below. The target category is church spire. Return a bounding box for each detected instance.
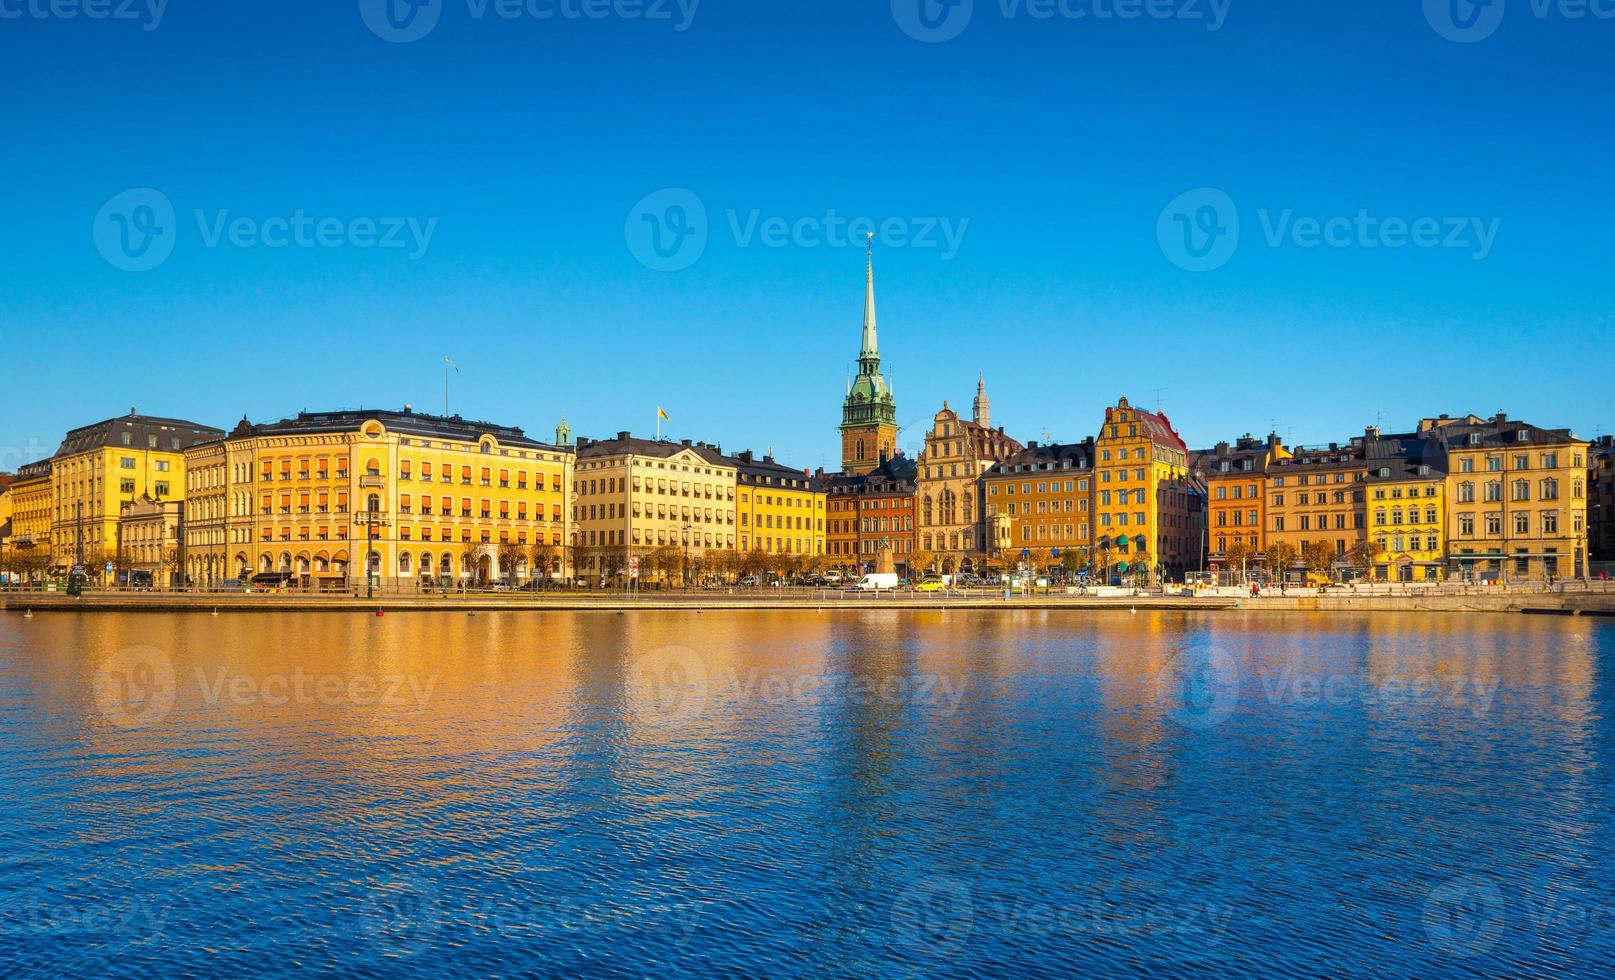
[860,233,878,365]
[973,374,990,429]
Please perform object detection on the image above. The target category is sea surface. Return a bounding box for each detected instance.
[1,609,1612,977]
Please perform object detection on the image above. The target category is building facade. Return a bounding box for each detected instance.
[1590,435,1615,566]
[1423,413,1589,582]
[573,433,736,585]
[1365,433,1448,582]
[119,496,185,588]
[914,389,1022,575]
[1266,440,1369,578]
[824,455,918,575]
[185,408,573,589]
[982,439,1095,573]
[49,413,223,580]
[6,460,52,579]
[1092,398,1200,584]
[839,248,900,475]
[731,450,826,559]
[1198,433,1289,580]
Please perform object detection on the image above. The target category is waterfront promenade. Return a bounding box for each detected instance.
[5,582,1614,616]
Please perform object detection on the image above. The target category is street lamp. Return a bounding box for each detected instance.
[681,523,693,592]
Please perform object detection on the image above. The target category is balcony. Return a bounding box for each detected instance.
[359,475,385,488]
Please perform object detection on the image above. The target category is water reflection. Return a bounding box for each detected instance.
[1,610,1611,976]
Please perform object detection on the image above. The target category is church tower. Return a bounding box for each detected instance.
[839,237,899,474]
[972,374,990,430]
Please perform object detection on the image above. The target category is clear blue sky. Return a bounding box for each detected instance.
[2,0,1611,473]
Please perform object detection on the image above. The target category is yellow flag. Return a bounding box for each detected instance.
[658,406,669,421]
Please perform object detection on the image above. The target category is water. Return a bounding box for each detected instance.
[1,609,1612,977]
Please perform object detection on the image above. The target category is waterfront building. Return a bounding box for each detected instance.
[914,384,1023,575]
[1421,412,1590,581]
[1198,433,1290,580]
[1265,439,1369,579]
[48,413,224,580]
[839,247,900,475]
[185,408,573,589]
[982,439,1095,575]
[1365,433,1448,582]
[118,495,185,588]
[1091,397,1200,584]
[730,450,827,559]
[573,432,736,586]
[6,460,52,579]
[1591,435,1615,566]
[824,454,917,575]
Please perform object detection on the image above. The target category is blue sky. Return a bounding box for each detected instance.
[2,0,1612,473]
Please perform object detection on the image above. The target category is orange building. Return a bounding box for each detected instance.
[825,455,917,574]
[982,439,1095,574]
[1197,433,1289,580]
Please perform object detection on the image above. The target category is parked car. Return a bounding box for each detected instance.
[915,578,946,593]
[740,575,762,587]
[823,570,843,585]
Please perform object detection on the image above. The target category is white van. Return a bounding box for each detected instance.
[856,573,899,591]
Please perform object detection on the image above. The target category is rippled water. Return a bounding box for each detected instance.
[1,610,1613,977]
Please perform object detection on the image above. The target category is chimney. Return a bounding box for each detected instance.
[681,438,692,447]
[617,431,630,441]
[1494,412,1508,424]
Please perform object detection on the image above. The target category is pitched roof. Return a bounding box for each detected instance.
[237,408,566,452]
[987,438,1096,476]
[55,413,224,458]
[576,432,731,467]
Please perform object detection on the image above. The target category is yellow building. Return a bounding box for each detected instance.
[48,413,224,580]
[573,432,737,585]
[1366,433,1447,582]
[186,408,574,589]
[1424,412,1590,582]
[731,450,826,559]
[5,459,52,579]
[1092,397,1200,584]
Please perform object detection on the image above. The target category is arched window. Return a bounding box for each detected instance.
[399,553,411,573]
[856,439,865,461]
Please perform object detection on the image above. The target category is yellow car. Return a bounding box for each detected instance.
[915,579,946,592]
